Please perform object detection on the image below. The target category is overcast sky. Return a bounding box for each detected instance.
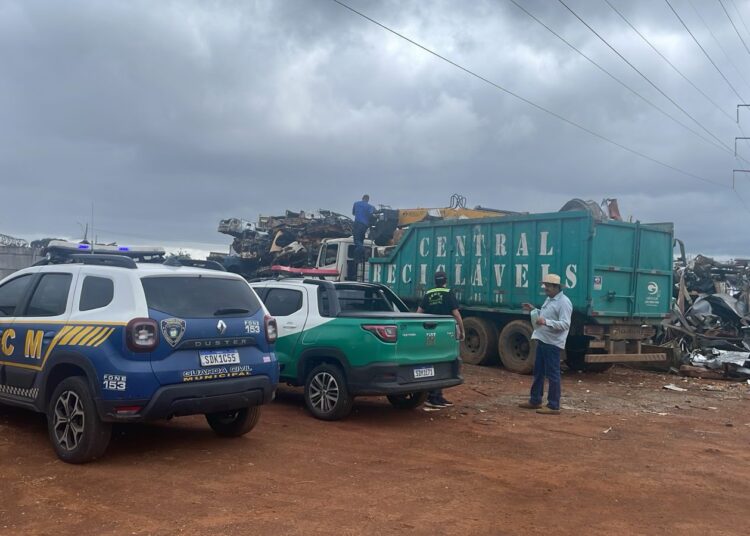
[1,0,750,257]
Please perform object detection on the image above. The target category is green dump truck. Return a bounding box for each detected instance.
[366,210,674,373]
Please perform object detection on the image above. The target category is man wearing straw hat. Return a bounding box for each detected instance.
[518,274,572,415]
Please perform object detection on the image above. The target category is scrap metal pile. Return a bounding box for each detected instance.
[661,255,750,380]
[0,233,29,248]
[209,210,352,278]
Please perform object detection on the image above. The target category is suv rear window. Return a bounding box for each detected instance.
[141,276,262,318]
[79,276,115,311]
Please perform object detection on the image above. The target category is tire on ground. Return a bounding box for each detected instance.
[498,320,536,375]
[304,363,354,421]
[206,406,262,437]
[47,376,112,464]
[387,392,428,410]
[460,317,499,365]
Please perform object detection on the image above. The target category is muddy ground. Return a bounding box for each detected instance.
[1,364,749,535]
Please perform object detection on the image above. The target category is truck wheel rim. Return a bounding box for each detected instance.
[465,328,480,353]
[511,333,530,360]
[53,390,85,451]
[309,372,339,413]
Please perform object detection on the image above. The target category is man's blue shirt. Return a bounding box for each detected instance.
[352,200,375,225]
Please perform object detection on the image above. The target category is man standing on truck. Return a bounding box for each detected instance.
[352,194,375,261]
[519,274,572,415]
[417,270,465,409]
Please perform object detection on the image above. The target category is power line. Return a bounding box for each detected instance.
[665,0,746,102]
[557,0,734,155]
[605,0,750,163]
[671,0,749,101]
[688,0,750,94]
[603,0,735,124]
[719,0,750,57]
[729,0,750,43]
[506,0,734,158]
[329,0,727,188]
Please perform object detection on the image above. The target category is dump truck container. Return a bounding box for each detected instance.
[366,210,673,373]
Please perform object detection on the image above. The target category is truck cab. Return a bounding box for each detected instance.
[314,237,378,282]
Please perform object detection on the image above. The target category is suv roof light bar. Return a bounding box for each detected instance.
[163,257,227,272]
[45,240,165,258]
[32,253,138,269]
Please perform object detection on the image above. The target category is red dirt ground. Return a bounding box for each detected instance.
[1,364,749,535]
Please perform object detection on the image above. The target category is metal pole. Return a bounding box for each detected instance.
[732,169,750,189]
[735,137,750,156]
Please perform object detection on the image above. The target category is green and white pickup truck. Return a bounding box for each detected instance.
[249,278,463,420]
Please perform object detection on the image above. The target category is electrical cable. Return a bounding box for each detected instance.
[330,0,731,189]
[558,0,734,154]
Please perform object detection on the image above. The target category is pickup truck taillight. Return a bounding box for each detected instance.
[362,324,398,343]
[264,315,278,344]
[126,318,159,352]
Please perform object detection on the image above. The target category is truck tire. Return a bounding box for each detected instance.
[460,317,499,365]
[304,363,353,421]
[498,320,536,375]
[206,406,261,437]
[47,376,112,464]
[387,392,428,410]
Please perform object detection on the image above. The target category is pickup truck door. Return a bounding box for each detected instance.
[261,286,308,377]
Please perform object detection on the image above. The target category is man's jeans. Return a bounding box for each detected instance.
[352,222,368,261]
[529,341,561,410]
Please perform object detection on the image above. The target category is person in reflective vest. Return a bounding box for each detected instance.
[417,270,465,409]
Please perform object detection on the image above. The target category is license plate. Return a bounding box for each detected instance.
[199,349,241,367]
[413,366,435,379]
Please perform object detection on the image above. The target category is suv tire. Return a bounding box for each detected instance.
[304,363,353,421]
[47,376,112,464]
[206,406,261,437]
[387,392,428,410]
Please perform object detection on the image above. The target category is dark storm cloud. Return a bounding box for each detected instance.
[1,0,749,256]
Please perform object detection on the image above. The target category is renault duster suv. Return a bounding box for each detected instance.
[0,243,279,463]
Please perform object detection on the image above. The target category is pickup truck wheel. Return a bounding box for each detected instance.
[206,406,261,437]
[387,392,428,410]
[498,320,536,375]
[304,364,353,421]
[47,376,112,464]
[460,317,499,365]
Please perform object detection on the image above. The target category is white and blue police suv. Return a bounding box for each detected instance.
[0,241,279,463]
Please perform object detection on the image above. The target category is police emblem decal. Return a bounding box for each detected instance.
[161,318,186,347]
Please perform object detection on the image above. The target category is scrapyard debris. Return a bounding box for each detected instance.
[663,384,688,392]
[558,198,623,221]
[0,233,29,248]
[209,210,352,279]
[686,349,750,380]
[659,253,750,380]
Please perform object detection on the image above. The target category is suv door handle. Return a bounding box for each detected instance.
[283,322,298,328]
[43,330,57,340]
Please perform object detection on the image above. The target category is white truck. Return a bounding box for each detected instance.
[313,238,381,282]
